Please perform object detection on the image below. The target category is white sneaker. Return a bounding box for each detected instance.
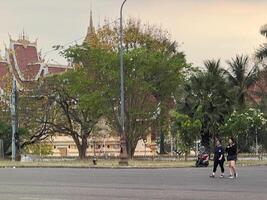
[209,174,215,178]
[228,175,234,179]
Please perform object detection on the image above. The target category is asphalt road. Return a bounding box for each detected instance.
[0,166,266,200]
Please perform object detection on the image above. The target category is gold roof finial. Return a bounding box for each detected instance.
[18,29,30,48]
[22,28,25,40]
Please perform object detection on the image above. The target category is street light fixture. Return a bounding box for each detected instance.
[119,0,128,166]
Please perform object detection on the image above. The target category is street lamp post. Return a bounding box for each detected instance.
[255,128,258,157]
[11,79,18,161]
[93,137,97,165]
[119,0,128,166]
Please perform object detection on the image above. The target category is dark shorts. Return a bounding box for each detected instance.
[227,155,237,161]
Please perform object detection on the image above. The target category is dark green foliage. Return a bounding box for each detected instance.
[225,55,258,107]
[0,121,28,156]
[176,59,234,153]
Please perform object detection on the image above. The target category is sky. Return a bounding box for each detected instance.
[0,0,267,67]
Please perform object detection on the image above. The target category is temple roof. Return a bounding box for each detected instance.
[46,64,71,75]
[0,34,70,91]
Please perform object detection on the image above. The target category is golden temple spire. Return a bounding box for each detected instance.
[85,9,96,43]
[88,10,95,35]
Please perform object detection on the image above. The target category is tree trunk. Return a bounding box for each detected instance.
[158,113,166,154]
[159,128,165,154]
[73,135,88,160]
[78,146,87,160]
[184,150,189,161]
[126,138,138,159]
[201,131,210,153]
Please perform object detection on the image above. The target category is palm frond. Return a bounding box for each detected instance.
[256,44,267,60]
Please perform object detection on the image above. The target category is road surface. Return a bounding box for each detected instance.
[0,166,266,200]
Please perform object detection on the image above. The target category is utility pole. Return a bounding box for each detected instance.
[255,128,258,156]
[11,80,18,161]
[118,0,128,166]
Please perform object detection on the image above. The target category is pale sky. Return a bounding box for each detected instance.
[0,0,267,67]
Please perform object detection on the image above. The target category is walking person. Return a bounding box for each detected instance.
[210,138,225,178]
[225,137,238,178]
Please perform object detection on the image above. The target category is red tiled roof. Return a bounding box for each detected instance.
[4,37,71,88]
[13,44,40,79]
[23,64,41,80]
[47,66,68,74]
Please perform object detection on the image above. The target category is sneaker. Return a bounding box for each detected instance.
[228,175,234,179]
[234,173,238,178]
[209,174,215,178]
[219,174,224,178]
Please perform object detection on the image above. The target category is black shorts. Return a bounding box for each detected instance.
[227,155,237,161]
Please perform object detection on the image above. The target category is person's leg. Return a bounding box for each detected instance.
[231,160,238,177]
[213,160,219,173]
[230,161,236,174]
[211,160,219,177]
[228,161,233,176]
[219,160,224,177]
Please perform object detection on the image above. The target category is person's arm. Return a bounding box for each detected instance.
[233,143,237,155]
[218,147,224,160]
[225,145,229,153]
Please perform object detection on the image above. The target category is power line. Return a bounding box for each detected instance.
[42,36,85,56]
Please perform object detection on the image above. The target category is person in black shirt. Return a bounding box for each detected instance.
[210,138,225,178]
[225,137,238,178]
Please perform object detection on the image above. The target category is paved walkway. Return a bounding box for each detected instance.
[0,166,266,200]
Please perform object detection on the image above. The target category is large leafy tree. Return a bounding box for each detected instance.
[36,69,107,159]
[61,19,188,158]
[143,48,188,154]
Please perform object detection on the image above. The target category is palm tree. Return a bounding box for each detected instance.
[177,59,234,153]
[256,24,267,60]
[226,55,258,107]
[204,59,225,77]
[256,44,267,60]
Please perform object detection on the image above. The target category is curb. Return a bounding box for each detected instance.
[0,163,266,169]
